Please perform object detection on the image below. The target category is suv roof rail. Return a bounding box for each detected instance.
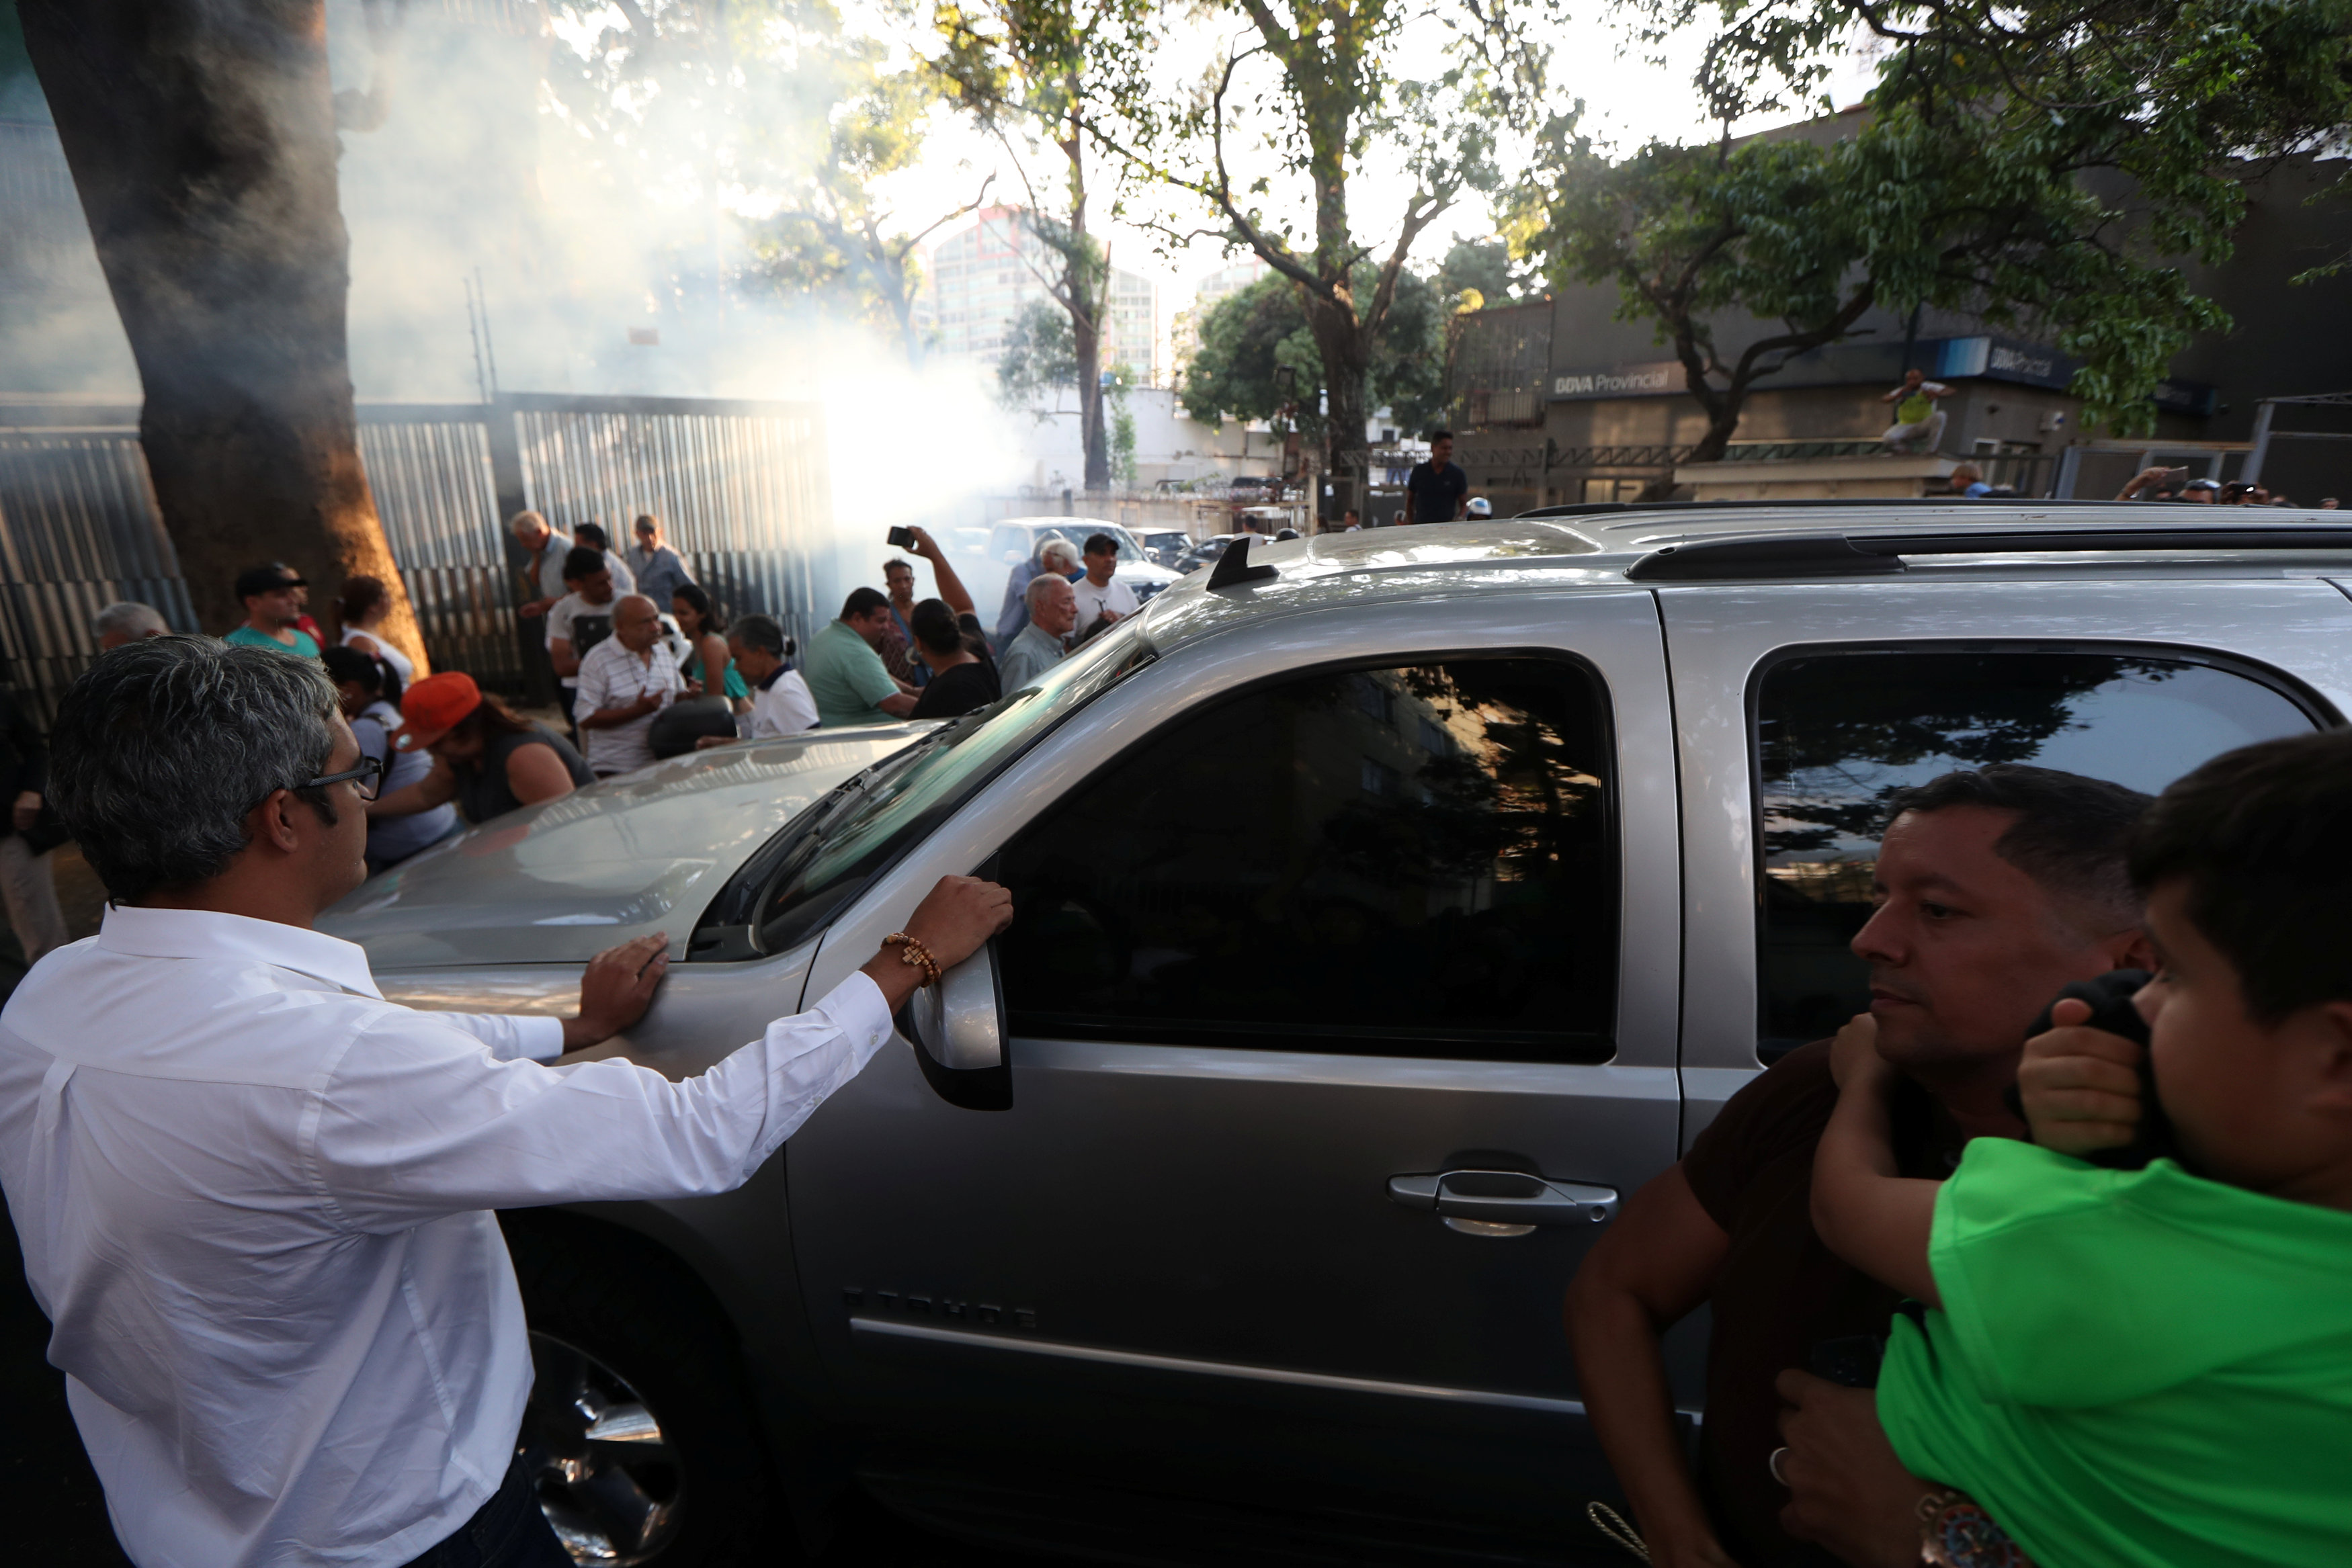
[1624,525,2352,582]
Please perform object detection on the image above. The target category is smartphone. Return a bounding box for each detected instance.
[886,526,917,549]
[2161,467,2191,485]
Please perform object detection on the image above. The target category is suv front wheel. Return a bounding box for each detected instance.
[505,1217,780,1567]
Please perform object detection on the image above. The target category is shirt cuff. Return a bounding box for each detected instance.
[812,969,894,1051]
[516,1014,567,1062]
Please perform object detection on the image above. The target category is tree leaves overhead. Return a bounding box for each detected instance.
[1181,265,1448,437]
[1525,0,2352,463]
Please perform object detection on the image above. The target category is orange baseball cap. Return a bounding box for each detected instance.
[394,671,483,752]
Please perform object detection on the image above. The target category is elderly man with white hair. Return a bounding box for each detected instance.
[994,534,1081,646]
[510,509,633,620]
[999,571,1077,693]
[93,601,169,650]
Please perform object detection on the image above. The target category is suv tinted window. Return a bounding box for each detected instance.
[997,657,1618,1061]
[1756,650,2316,1053]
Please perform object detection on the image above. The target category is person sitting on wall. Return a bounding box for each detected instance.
[1878,369,1952,455]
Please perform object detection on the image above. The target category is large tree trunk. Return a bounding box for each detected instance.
[19,0,428,669]
[1073,304,1109,493]
[1302,290,1370,521]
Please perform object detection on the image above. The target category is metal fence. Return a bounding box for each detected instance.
[0,393,830,724]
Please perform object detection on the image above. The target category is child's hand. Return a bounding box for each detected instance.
[1829,1012,1891,1090]
[2019,996,2144,1156]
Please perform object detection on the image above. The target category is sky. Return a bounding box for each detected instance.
[853,1,1882,328]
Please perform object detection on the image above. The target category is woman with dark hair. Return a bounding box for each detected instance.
[671,582,747,712]
[323,646,456,871]
[335,574,413,700]
[907,597,1000,720]
[368,671,592,826]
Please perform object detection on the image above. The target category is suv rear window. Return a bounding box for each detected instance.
[996,656,1619,1062]
[1754,649,2317,1054]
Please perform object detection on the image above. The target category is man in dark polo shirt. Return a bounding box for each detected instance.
[1402,430,1468,524]
[1565,766,2155,1568]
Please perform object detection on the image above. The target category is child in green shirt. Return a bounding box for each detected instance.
[1812,730,2352,1568]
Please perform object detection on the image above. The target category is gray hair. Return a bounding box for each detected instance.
[93,601,168,641]
[1040,539,1081,573]
[507,508,550,537]
[1026,570,1074,609]
[49,637,341,904]
[732,613,787,658]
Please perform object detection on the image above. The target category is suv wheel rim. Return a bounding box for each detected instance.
[523,1330,684,1565]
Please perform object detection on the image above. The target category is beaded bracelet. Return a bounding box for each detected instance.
[882,932,941,987]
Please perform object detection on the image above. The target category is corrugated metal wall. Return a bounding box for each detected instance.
[509,395,828,656]
[0,395,829,725]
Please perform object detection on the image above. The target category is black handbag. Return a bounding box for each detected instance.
[648,696,738,758]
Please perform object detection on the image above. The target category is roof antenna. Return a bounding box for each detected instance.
[1207,534,1278,593]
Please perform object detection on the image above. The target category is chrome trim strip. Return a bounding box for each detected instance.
[850,1317,1589,1417]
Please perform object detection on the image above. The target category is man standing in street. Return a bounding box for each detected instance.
[512,509,634,621]
[999,573,1077,693]
[1402,431,1468,525]
[880,556,925,687]
[224,564,323,660]
[802,588,919,728]
[0,636,1012,1568]
[625,514,693,612]
[1564,767,2153,1568]
[546,547,620,736]
[1878,368,1954,453]
[572,595,682,777]
[1070,532,1138,642]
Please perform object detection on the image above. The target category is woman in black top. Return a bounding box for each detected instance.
[907,598,1001,720]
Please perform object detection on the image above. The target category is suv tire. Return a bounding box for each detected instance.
[503,1216,782,1567]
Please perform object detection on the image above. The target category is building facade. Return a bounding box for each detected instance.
[920,207,1159,382]
[1447,154,2352,514]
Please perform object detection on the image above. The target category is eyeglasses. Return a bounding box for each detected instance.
[300,754,384,801]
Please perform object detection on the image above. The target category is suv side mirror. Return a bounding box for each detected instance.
[894,943,1011,1111]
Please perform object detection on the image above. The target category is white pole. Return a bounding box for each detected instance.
[2244,400,2278,485]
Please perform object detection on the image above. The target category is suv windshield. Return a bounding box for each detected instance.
[690,620,1157,961]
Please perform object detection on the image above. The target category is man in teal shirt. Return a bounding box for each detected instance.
[802,588,917,728]
[222,564,322,660]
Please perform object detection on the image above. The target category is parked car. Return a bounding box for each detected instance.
[1173,531,1257,574]
[323,504,2352,1566]
[1135,527,1191,568]
[984,516,1181,605]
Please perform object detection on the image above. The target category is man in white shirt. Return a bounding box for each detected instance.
[0,636,1011,1568]
[573,595,681,777]
[1070,532,1139,643]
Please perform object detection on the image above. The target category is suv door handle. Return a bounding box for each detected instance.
[1388,1170,1620,1233]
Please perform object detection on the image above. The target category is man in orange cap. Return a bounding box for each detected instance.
[369,671,594,828]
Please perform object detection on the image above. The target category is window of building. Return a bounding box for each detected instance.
[996,657,1619,1061]
[1754,649,2317,1054]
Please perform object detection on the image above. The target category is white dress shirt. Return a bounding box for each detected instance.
[0,905,891,1568]
[573,635,681,775]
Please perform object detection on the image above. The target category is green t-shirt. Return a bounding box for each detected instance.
[802,619,900,728]
[1878,1139,2352,1568]
[223,625,322,660]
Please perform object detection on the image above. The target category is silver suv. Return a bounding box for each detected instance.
[325,504,2352,1567]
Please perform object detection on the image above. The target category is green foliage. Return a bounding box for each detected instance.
[1435,238,1531,310]
[1111,398,1137,486]
[1183,268,1447,437]
[997,297,1078,409]
[1547,0,2352,441]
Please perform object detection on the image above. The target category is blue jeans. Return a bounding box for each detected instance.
[398,1454,572,1568]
